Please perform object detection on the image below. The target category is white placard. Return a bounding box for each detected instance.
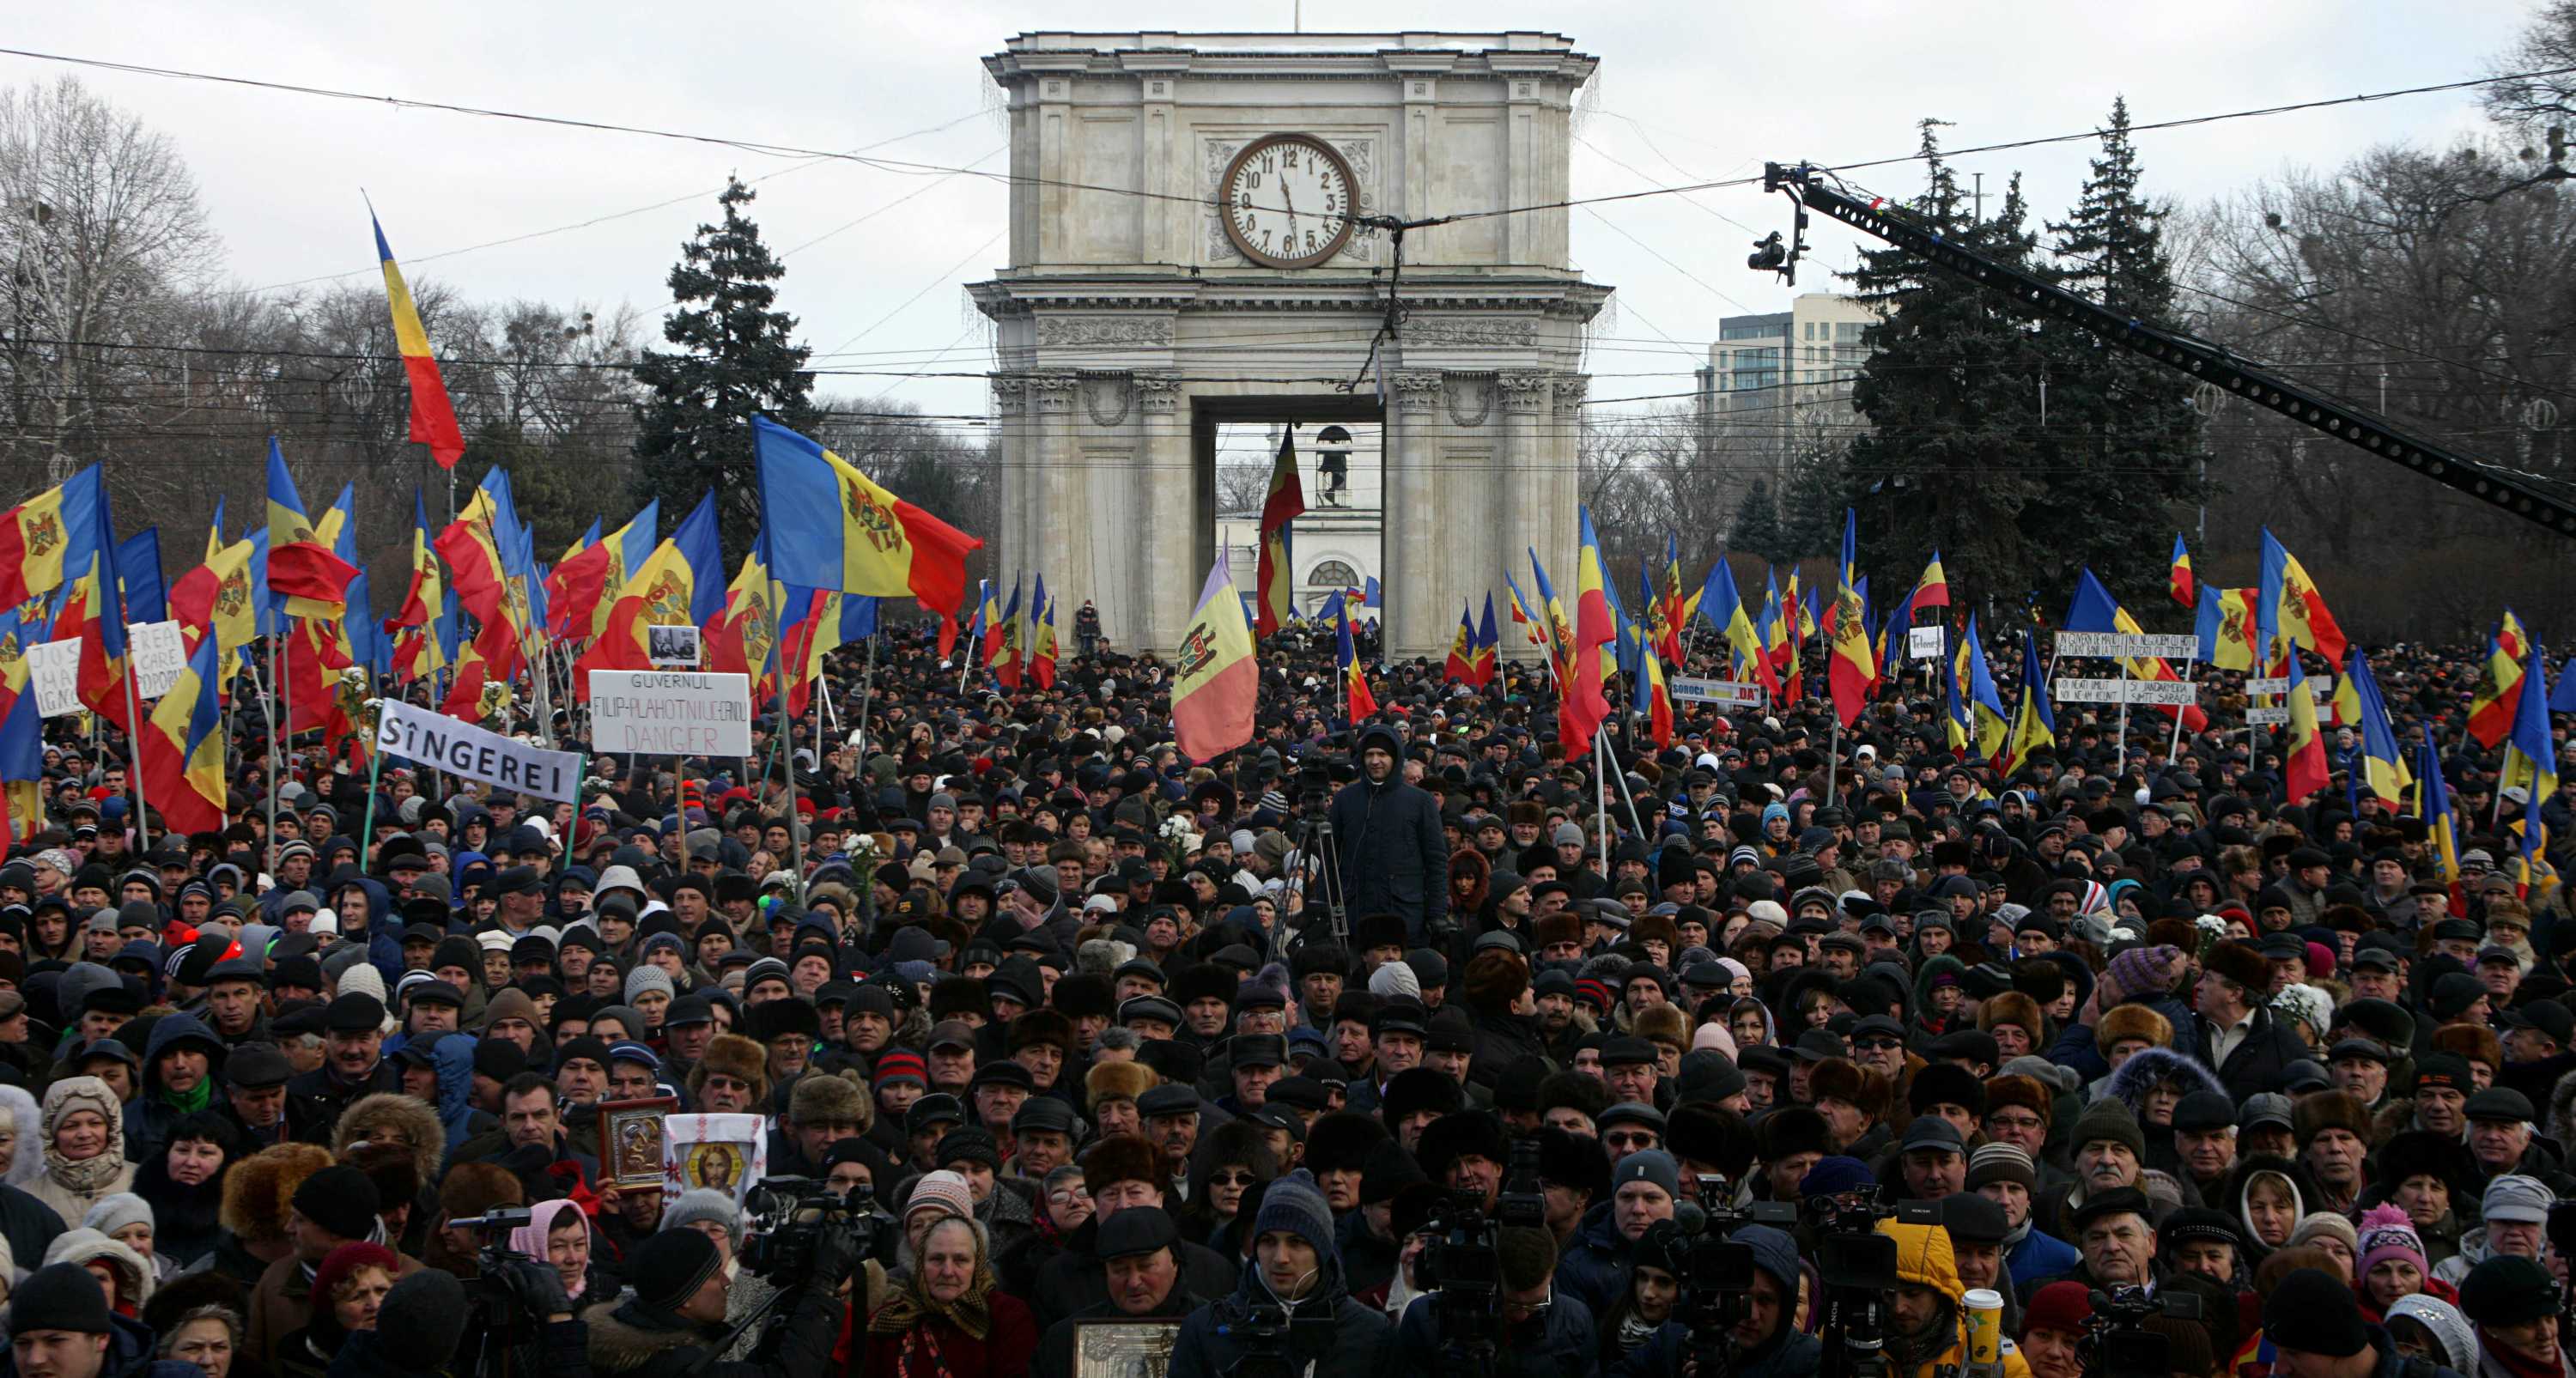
[2055,677,2201,706]
[1669,676,1768,707]
[2245,677,2330,699]
[1907,626,1946,660]
[27,639,82,718]
[373,698,584,804]
[2247,706,2291,725]
[127,621,185,700]
[646,624,702,670]
[586,669,754,757]
[2055,630,2201,660]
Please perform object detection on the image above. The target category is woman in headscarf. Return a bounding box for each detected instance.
[42,1227,153,1316]
[508,1198,607,1308]
[0,1083,44,1189]
[854,1210,1036,1378]
[2225,1155,2324,1266]
[271,1241,396,1378]
[27,1075,136,1227]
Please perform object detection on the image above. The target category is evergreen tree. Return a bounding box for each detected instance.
[2027,97,2209,607]
[630,178,821,543]
[1835,121,2050,609]
[1728,477,1786,562]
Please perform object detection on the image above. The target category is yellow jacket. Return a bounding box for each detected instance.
[1877,1220,2036,1378]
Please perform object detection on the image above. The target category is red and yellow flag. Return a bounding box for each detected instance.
[139,634,227,835]
[2469,612,2529,749]
[1255,432,1304,638]
[1445,601,1479,686]
[2168,534,2195,608]
[2282,652,2330,802]
[1562,510,1616,748]
[374,215,466,470]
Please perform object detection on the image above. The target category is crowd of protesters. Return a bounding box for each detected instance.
[0,606,2565,1378]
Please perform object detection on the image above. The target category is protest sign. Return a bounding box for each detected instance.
[128,622,185,699]
[587,670,754,757]
[1907,626,1946,660]
[1669,677,1767,707]
[27,640,81,718]
[374,699,582,803]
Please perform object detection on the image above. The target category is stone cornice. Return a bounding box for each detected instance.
[969,276,1613,320]
[985,34,1595,88]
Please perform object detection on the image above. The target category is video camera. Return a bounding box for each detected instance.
[1651,1180,1797,1378]
[2078,1287,2201,1378]
[1219,1301,1338,1378]
[1406,1138,1551,1375]
[1800,1187,1943,1378]
[737,1175,894,1282]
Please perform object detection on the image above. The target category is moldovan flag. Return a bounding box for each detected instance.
[1915,549,1950,609]
[2257,528,2347,663]
[1631,625,1674,747]
[140,634,226,835]
[1030,587,1058,690]
[1563,507,1616,747]
[58,553,137,735]
[1335,593,1376,720]
[2470,611,2529,748]
[1473,593,1500,686]
[574,538,695,697]
[2503,643,2557,893]
[2063,568,2207,732]
[0,616,40,841]
[434,481,510,622]
[986,579,1023,689]
[393,491,446,633]
[1255,430,1303,638]
[703,549,780,683]
[374,214,465,470]
[750,416,980,653]
[0,465,106,610]
[2281,650,2330,803]
[1953,615,2011,762]
[1827,580,1874,728]
[2168,535,2194,607]
[544,520,614,640]
[2195,585,2258,671]
[2345,647,2412,810]
[1702,558,1777,701]
[2420,738,2462,888]
[1446,601,1479,685]
[169,537,258,657]
[1171,556,1255,761]
[265,441,358,618]
[1996,629,2054,776]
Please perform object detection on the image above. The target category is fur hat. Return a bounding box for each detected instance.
[2202,939,2271,994]
[2430,1023,2502,1072]
[1908,1063,1987,1117]
[1982,1074,2055,1127]
[1462,949,1530,1017]
[1084,1059,1158,1108]
[1303,1111,1393,1175]
[2292,1090,2373,1147]
[1379,1066,1467,1126]
[1807,1059,1886,1118]
[1632,912,1680,951]
[1008,1007,1074,1054]
[1633,1004,1689,1049]
[2094,1003,2173,1057]
[1415,1111,1510,1186]
[333,1091,447,1180]
[435,1162,525,1222]
[1977,991,2044,1039]
[1170,963,1236,1009]
[1756,1105,1831,1162]
[688,1033,771,1106]
[1078,1133,1167,1193]
[790,1070,871,1132]
[1049,973,1115,1020]
[744,997,821,1044]
[217,1142,335,1244]
[1532,911,1583,951]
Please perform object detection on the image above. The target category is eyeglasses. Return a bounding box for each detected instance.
[1503,1292,1554,1319]
[1047,1186,1091,1204]
[1852,1038,1902,1052]
[1604,1132,1658,1150]
[1208,1170,1262,1187]
[1986,1113,2044,1132]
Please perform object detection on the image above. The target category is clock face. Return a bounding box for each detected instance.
[1220,135,1358,270]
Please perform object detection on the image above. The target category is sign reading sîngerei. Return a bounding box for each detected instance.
[586,670,754,757]
[374,699,583,804]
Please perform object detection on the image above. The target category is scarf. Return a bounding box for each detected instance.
[866,1259,997,1343]
[1616,1314,1662,1353]
[159,1077,214,1116]
[44,1144,126,1197]
[2476,1327,2561,1378]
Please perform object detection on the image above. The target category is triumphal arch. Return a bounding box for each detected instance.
[972,30,1610,659]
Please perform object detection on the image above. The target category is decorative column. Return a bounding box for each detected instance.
[1547,373,1588,602]
[990,375,1030,597]
[1027,372,1080,612]
[1131,372,1189,654]
[1496,371,1552,663]
[1385,370,1444,658]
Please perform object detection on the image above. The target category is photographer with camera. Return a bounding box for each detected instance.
[580,1210,855,1378]
[1168,1169,1394,1378]
[1393,1224,1596,1378]
[1327,725,1449,946]
[1878,1216,2033,1378]
[1612,1223,1816,1378]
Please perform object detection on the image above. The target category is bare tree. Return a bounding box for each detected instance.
[0,76,220,480]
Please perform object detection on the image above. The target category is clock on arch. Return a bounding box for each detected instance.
[1219,134,1358,270]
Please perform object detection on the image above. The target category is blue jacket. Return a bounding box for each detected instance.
[1397,1288,1598,1378]
[2006,1228,2083,1289]
[1551,1202,1631,1320]
[1167,1232,1394,1378]
[124,1013,228,1168]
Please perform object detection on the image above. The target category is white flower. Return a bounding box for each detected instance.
[2193,914,2227,940]
[2271,982,2332,1039]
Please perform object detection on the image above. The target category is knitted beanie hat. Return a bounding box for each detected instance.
[2355,1202,2427,1281]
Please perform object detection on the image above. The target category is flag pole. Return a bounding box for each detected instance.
[120,665,150,859]
[2169,656,2194,761]
[1826,714,1840,808]
[1593,728,1612,873]
[853,631,878,763]
[762,574,803,903]
[263,631,280,867]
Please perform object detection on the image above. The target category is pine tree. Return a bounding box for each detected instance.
[1728,477,1786,562]
[2027,97,2209,607]
[1835,121,2050,607]
[630,178,821,542]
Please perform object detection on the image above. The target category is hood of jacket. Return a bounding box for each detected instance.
[141,1013,228,1097]
[2105,1045,2227,1121]
[431,1033,479,1148]
[1354,725,1405,786]
[1880,1219,1963,1305]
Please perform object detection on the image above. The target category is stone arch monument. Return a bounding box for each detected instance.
[972,30,1610,659]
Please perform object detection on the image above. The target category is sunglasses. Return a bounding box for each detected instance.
[1208,1170,1262,1188]
[1853,1037,1903,1052]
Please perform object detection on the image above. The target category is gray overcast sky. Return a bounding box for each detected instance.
[4,0,2543,424]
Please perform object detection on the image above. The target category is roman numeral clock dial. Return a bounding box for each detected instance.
[1220,134,1358,270]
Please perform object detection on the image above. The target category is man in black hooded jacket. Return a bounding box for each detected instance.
[1327,724,1449,944]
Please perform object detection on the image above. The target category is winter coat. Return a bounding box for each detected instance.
[1467,1007,1551,1088]
[2193,1005,2312,1102]
[584,1284,845,1378]
[247,1247,426,1371]
[1166,1240,1394,1378]
[0,1313,197,1378]
[1551,1201,1632,1320]
[2044,994,2201,1085]
[27,1078,136,1229]
[2004,1228,2083,1290]
[1395,1287,1597,1377]
[1327,725,1450,943]
[123,1014,228,1169]
[1880,1220,2034,1378]
[1614,1323,1821,1378]
[130,1151,226,1268]
[1030,1214,1239,1332]
[283,1057,404,1148]
[858,1290,1037,1378]
[2106,1047,2228,1181]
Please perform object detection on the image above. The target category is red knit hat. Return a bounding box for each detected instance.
[2021,1280,2093,1339]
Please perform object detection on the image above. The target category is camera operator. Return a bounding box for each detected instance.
[1328,725,1449,946]
[1034,1207,1203,1378]
[1878,1216,2033,1378]
[1392,1225,1596,1378]
[1613,1223,1817,1378]
[580,1219,852,1377]
[1169,1170,1394,1378]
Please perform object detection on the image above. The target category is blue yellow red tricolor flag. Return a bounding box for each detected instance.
[1446,600,1478,685]
[1472,593,1499,687]
[2168,534,2194,607]
[2281,649,2330,803]
[1335,592,1376,722]
[1564,509,1616,748]
[0,614,40,841]
[1171,556,1255,761]
[1255,431,1304,638]
[0,466,106,612]
[1996,629,2054,775]
[2469,610,2529,749]
[2419,738,2462,890]
[140,633,226,835]
[266,440,358,618]
[1031,588,1058,690]
[373,213,465,470]
[2503,642,2557,894]
[751,416,981,653]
